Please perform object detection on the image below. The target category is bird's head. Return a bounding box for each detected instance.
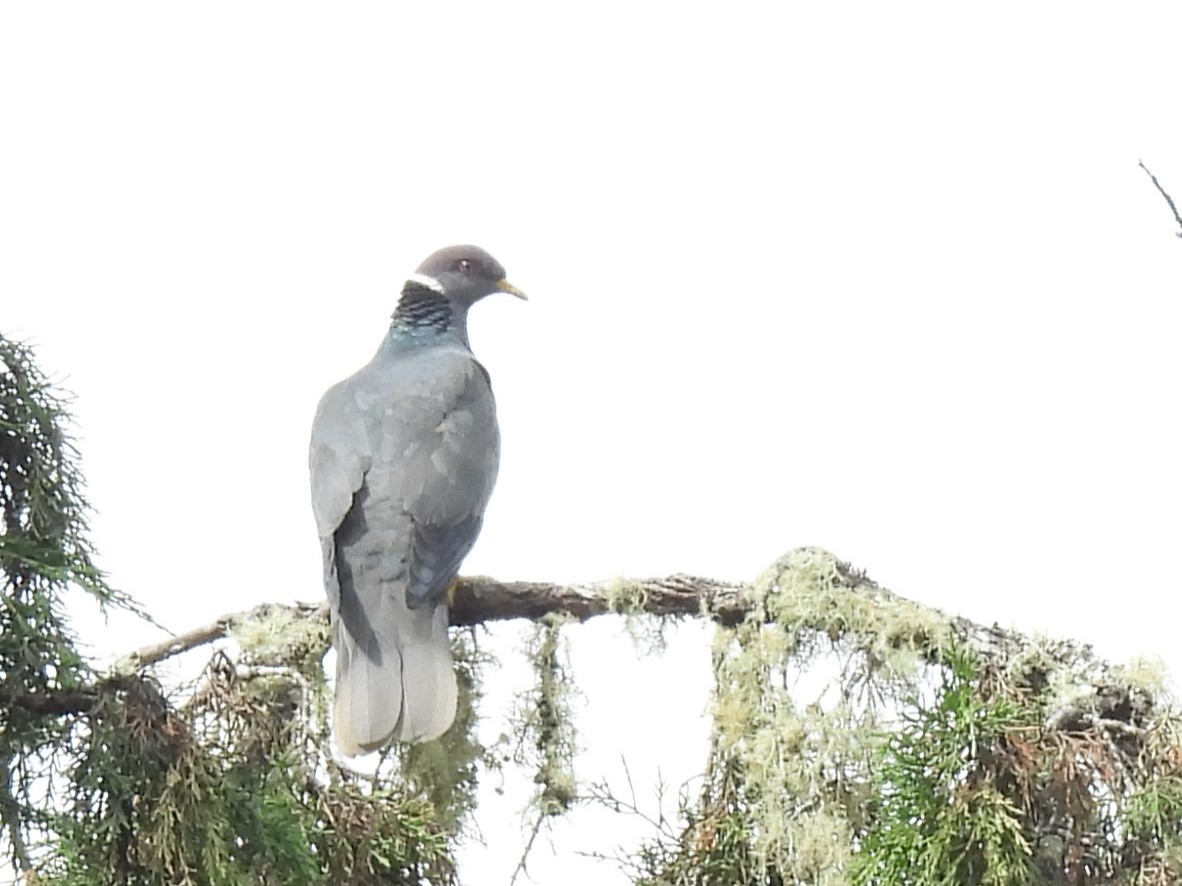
[408,245,527,306]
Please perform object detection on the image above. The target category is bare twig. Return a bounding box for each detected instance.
[1139,160,1182,238]
[509,819,540,885]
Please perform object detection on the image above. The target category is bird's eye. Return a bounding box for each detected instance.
[458,259,471,274]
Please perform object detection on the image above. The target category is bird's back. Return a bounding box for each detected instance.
[310,340,500,750]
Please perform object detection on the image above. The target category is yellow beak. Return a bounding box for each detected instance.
[496,279,528,300]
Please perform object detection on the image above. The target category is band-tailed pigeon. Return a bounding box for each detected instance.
[309,245,524,754]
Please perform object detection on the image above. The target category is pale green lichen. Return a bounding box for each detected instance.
[788,808,855,886]
[751,547,955,669]
[695,547,982,882]
[605,577,673,655]
[1115,655,1171,697]
[230,605,330,673]
[1002,633,1071,692]
[604,577,649,615]
[516,613,578,816]
[505,615,579,883]
[702,547,917,882]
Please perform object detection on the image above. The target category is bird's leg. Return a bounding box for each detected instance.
[445,577,460,608]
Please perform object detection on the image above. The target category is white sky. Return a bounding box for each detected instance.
[3,3,1182,883]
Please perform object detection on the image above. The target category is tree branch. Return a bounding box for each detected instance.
[1139,159,1182,238]
[5,689,99,716]
[94,574,749,676]
[0,755,33,874]
[449,573,748,627]
[1,549,1138,731]
[110,601,326,672]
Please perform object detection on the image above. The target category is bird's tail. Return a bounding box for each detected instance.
[333,601,457,755]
